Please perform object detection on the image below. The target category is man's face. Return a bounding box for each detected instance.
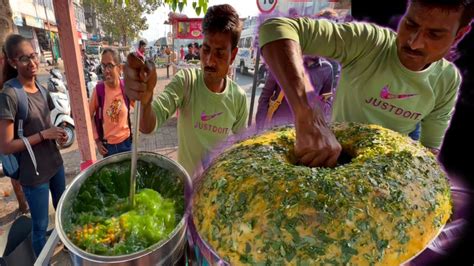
[201,32,238,82]
[396,3,468,71]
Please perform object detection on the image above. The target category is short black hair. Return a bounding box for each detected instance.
[101,48,120,64]
[410,0,474,27]
[139,40,147,47]
[202,4,242,49]
[188,43,193,48]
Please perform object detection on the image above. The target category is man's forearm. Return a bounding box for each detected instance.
[140,102,157,134]
[261,39,315,119]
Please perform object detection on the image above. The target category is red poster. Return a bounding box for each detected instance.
[176,19,203,39]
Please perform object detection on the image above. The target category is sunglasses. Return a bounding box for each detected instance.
[100,63,117,72]
[15,53,39,65]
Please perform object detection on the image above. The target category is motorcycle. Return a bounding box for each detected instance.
[47,68,76,149]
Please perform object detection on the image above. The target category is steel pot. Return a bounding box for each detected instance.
[55,151,192,265]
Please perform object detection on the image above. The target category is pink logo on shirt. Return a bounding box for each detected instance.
[380,85,418,100]
[201,111,223,122]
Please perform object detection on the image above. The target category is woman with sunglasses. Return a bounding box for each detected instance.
[89,48,133,157]
[0,34,67,257]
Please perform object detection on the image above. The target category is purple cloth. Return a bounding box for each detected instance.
[255,57,338,130]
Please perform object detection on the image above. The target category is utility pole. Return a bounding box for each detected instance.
[52,0,97,170]
[42,0,56,64]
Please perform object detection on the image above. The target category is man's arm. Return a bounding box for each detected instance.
[420,69,461,150]
[124,53,190,134]
[258,17,393,167]
[140,102,157,134]
[259,17,388,68]
[261,39,341,167]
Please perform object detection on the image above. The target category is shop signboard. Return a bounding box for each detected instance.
[176,19,203,39]
[25,15,44,29]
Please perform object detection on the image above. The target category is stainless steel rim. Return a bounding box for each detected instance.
[55,151,191,263]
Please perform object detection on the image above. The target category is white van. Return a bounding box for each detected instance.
[234,17,264,75]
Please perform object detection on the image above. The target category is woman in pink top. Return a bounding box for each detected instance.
[136,40,147,60]
[89,49,132,157]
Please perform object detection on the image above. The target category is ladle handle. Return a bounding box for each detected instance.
[129,100,141,207]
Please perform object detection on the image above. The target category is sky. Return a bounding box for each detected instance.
[141,0,260,43]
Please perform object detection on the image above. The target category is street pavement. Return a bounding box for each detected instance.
[0,65,263,264]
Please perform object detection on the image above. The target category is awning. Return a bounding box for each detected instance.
[44,23,58,32]
[24,15,44,29]
[17,26,34,39]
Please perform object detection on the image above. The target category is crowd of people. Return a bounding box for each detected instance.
[1,0,473,262]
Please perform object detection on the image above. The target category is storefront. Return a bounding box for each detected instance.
[41,23,61,61]
[16,15,41,57]
[13,14,61,64]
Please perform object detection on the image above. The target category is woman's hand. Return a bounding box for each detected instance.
[41,127,67,141]
[95,139,108,156]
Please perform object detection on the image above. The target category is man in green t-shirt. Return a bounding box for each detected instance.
[259,0,473,167]
[124,4,248,177]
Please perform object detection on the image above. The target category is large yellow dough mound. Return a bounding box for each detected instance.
[192,123,451,265]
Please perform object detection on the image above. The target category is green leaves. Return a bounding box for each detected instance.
[85,0,151,45]
[85,0,208,46]
[165,0,208,15]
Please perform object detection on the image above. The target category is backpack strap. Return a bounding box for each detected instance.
[4,79,28,123]
[4,78,40,175]
[35,81,49,102]
[119,79,132,140]
[94,82,106,141]
[265,89,285,125]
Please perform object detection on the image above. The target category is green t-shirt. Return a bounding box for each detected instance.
[152,69,248,177]
[259,17,461,148]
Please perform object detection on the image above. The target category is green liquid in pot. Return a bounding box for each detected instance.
[65,160,184,255]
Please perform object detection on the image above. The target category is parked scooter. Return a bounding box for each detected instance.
[84,58,100,98]
[47,68,75,148]
[85,70,98,98]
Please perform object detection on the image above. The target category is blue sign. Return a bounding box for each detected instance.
[13,12,23,27]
